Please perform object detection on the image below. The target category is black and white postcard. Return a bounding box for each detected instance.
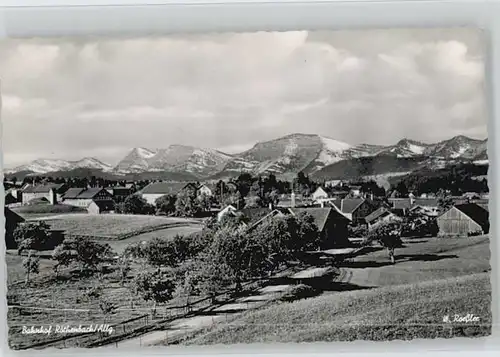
[1,27,491,349]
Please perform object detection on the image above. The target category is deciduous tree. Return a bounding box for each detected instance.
[133,270,176,316]
[155,194,177,215]
[52,237,114,274]
[14,221,51,255]
[366,221,403,264]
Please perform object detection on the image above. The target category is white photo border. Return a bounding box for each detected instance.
[0,0,498,356]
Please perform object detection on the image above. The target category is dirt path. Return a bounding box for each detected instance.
[114,285,293,347]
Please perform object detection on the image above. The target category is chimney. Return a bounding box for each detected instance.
[291,192,296,208]
[269,202,273,210]
[320,200,324,208]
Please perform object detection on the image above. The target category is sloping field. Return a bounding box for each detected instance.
[187,273,491,344]
[43,214,200,239]
[12,204,87,220]
[342,236,490,287]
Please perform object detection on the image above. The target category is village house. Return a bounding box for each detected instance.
[436,203,489,236]
[334,198,376,225]
[217,204,237,222]
[311,187,329,200]
[325,179,344,188]
[198,183,215,197]
[5,189,19,206]
[365,207,403,229]
[87,200,115,215]
[470,198,489,211]
[138,182,192,205]
[105,186,134,202]
[4,207,25,249]
[388,198,412,215]
[4,207,66,249]
[21,183,68,205]
[244,206,352,249]
[62,187,114,214]
[290,207,352,249]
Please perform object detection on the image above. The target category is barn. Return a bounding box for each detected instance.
[436,203,489,236]
[4,207,25,249]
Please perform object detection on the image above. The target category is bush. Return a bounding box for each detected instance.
[12,204,86,214]
[348,225,368,238]
[279,284,319,303]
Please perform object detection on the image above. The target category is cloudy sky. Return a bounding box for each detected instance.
[0,27,487,168]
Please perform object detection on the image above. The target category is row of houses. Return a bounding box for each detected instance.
[138,182,216,205]
[218,205,352,249]
[4,182,137,213]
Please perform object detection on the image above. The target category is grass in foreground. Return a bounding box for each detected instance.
[342,236,490,287]
[185,273,491,344]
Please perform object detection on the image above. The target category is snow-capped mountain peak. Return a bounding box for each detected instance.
[113,145,232,176]
[73,157,113,171]
[5,134,488,179]
[135,147,158,159]
[6,157,113,174]
[315,136,353,168]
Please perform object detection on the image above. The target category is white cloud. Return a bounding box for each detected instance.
[0,29,487,167]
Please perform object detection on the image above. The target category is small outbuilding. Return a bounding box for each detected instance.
[436,203,489,236]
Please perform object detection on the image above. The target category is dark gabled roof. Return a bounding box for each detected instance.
[5,207,25,224]
[454,203,489,231]
[391,208,406,217]
[23,183,66,194]
[76,187,108,199]
[340,198,365,214]
[63,187,86,199]
[107,186,132,192]
[290,207,349,232]
[246,208,288,231]
[478,204,489,212]
[413,198,439,207]
[326,198,342,211]
[365,207,390,223]
[140,182,190,195]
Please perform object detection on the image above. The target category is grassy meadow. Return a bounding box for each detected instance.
[186,273,490,344]
[42,214,199,239]
[181,236,491,344]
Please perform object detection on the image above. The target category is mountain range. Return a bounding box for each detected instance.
[5,134,488,181]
